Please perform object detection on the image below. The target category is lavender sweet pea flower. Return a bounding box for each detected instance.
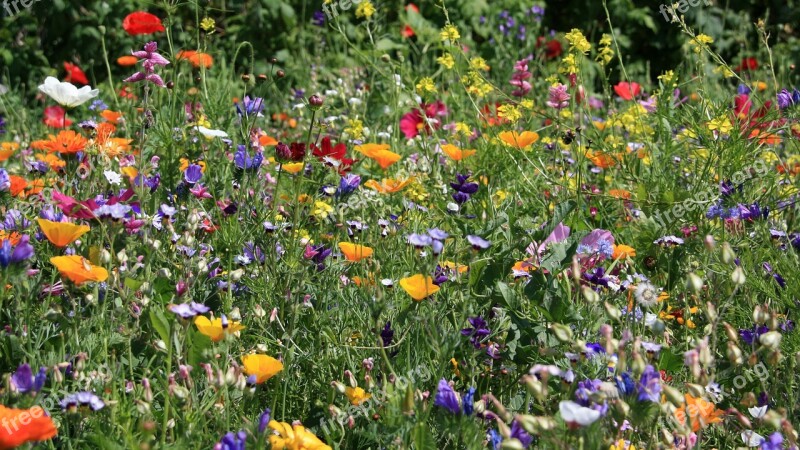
[777,89,794,110]
[11,364,34,393]
[434,379,461,414]
[407,233,433,248]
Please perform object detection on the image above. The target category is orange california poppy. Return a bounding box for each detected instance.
[100,110,123,124]
[242,354,283,384]
[608,189,631,200]
[748,129,781,145]
[189,53,213,69]
[0,405,58,449]
[344,387,372,406]
[399,274,439,301]
[37,219,90,248]
[31,130,88,154]
[364,178,413,194]
[281,162,304,174]
[674,394,724,432]
[50,256,108,285]
[259,135,279,147]
[441,144,476,161]
[0,143,19,162]
[117,55,139,66]
[8,176,27,197]
[586,150,617,169]
[498,131,539,150]
[194,316,245,342]
[338,242,374,262]
[354,144,400,170]
[612,244,636,260]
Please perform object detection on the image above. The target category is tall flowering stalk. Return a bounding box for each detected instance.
[124,41,169,88]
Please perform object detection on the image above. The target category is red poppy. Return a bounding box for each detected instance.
[122,11,165,35]
[735,57,758,72]
[63,62,89,85]
[43,105,72,128]
[399,101,447,139]
[733,94,752,121]
[536,36,563,60]
[402,3,419,38]
[311,136,355,173]
[613,81,641,101]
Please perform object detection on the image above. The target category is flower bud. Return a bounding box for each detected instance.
[721,242,735,264]
[615,399,631,417]
[727,342,743,365]
[331,381,346,395]
[551,323,573,342]
[309,94,324,109]
[759,331,782,350]
[704,301,717,322]
[662,384,684,407]
[604,302,621,321]
[582,286,599,303]
[500,439,525,450]
[704,235,716,251]
[731,266,746,285]
[687,273,704,293]
[724,322,739,343]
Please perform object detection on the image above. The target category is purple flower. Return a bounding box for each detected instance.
[0,169,9,192]
[125,41,169,88]
[169,302,210,319]
[11,364,46,394]
[335,173,361,198]
[461,316,490,348]
[184,164,203,184]
[216,430,247,450]
[234,145,263,171]
[0,114,5,134]
[61,391,105,411]
[467,235,491,250]
[428,228,449,240]
[258,408,271,433]
[509,58,532,97]
[407,233,433,247]
[510,419,533,448]
[777,89,794,110]
[434,379,461,414]
[637,365,661,402]
[653,235,684,246]
[380,322,394,347]
[311,10,326,26]
[740,325,769,345]
[451,173,479,204]
[235,96,265,117]
[761,432,783,450]
[0,235,34,267]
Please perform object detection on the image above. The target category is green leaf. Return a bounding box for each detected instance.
[188,328,213,366]
[412,423,435,450]
[149,309,171,344]
[124,277,143,291]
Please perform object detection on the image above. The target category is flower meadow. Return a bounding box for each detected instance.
[2,1,800,449]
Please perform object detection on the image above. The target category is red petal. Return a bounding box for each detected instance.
[63,62,89,86]
[122,11,165,36]
[43,106,72,128]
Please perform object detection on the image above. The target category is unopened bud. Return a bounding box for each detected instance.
[727,342,743,365]
[759,331,782,350]
[687,273,704,292]
[731,266,746,285]
[721,242,735,264]
[604,302,621,321]
[551,323,573,343]
[724,322,739,343]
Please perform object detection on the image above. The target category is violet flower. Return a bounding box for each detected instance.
[434,379,461,414]
[124,41,169,88]
[546,84,570,109]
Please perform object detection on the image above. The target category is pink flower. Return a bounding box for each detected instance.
[399,101,447,139]
[124,41,170,88]
[509,58,532,97]
[545,84,570,109]
[613,81,641,100]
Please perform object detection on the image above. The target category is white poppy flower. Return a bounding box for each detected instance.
[104,171,122,185]
[38,77,99,108]
[559,400,601,427]
[741,431,765,447]
[195,126,228,138]
[748,405,767,419]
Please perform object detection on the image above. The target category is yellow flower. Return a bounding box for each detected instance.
[469,57,489,71]
[690,34,714,53]
[268,421,331,450]
[440,143,476,161]
[596,33,614,66]
[714,65,735,78]
[344,119,364,140]
[439,24,460,42]
[281,162,305,174]
[498,130,539,150]
[565,29,591,54]
[345,387,371,405]
[194,316,245,342]
[355,0,375,18]
[437,53,455,69]
[416,77,437,94]
[242,354,284,384]
[37,219,90,248]
[707,116,732,134]
[496,105,522,123]
[399,274,439,301]
[200,17,216,32]
[312,201,333,220]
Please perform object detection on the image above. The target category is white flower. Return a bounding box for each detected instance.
[559,400,601,426]
[38,76,99,108]
[634,282,660,308]
[748,405,767,419]
[741,430,765,447]
[104,170,122,185]
[0,84,7,95]
[195,126,228,138]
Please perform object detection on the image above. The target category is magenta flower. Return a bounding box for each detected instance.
[546,83,570,109]
[124,41,169,88]
[509,58,532,97]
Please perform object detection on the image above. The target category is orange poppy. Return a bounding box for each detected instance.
[612,244,636,260]
[586,150,617,169]
[338,243,374,262]
[177,50,213,68]
[0,143,19,162]
[0,405,57,449]
[8,176,27,197]
[399,274,439,301]
[35,153,66,172]
[100,110,123,124]
[281,162,304,174]
[259,135,279,147]
[31,130,88,154]
[0,231,21,246]
[242,354,283,384]
[748,129,781,145]
[498,131,539,150]
[364,178,413,194]
[117,55,139,66]
[194,316,245,342]
[608,189,631,200]
[50,256,108,285]
[37,219,90,248]
[355,144,401,169]
[674,394,724,432]
[441,144,476,161]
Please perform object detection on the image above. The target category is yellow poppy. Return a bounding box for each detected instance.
[242,354,283,384]
[498,131,539,150]
[37,218,90,248]
[50,256,108,285]
[194,316,245,342]
[440,144,476,161]
[344,387,371,405]
[268,421,331,450]
[281,162,305,174]
[399,274,439,301]
[338,242,374,262]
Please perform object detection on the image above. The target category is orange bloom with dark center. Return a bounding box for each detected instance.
[31,130,88,154]
[0,405,57,449]
[122,11,165,35]
[338,243,374,262]
[50,256,108,285]
[37,219,90,248]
